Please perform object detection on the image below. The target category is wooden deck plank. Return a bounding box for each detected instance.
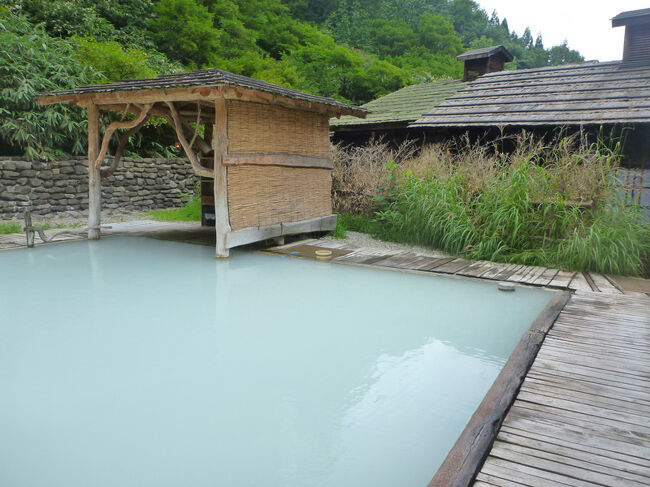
[532,267,559,287]
[457,260,495,278]
[432,257,473,274]
[506,265,535,283]
[548,270,576,288]
[417,257,456,271]
[480,462,573,487]
[588,272,624,294]
[490,441,649,485]
[506,405,650,455]
[521,379,650,416]
[478,262,515,280]
[568,272,593,291]
[482,457,599,487]
[497,429,650,477]
[472,292,650,486]
[475,473,534,487]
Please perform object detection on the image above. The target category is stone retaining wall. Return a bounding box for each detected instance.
[0,156,197,220]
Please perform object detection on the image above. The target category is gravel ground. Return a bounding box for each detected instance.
[318,231,451,258]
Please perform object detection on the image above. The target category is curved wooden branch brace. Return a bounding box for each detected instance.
[131,105,212,155]
[100,115,150,178]
[183,120,212,155]
[188,102,201,150]
[93,104,153,170]
[165,101,213,178]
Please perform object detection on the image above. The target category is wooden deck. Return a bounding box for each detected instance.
[475,291,650,486]
[284,239,644,296]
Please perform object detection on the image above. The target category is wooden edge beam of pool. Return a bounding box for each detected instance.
[226,215,337,249]
[429,290,572,487]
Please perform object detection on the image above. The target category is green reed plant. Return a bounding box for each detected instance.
[342,135,649,276]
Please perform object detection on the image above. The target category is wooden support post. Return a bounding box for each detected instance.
[87,103,101,240]
[213,98,231,258]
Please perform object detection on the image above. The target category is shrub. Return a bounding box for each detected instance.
[331,138,416,214]
[0,9,105,159]
[332,135,650,276]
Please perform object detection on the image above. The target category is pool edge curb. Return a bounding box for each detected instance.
[427,289,572,487]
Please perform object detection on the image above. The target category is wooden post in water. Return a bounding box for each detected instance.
[87,103,101,240]
[213,97,231,258]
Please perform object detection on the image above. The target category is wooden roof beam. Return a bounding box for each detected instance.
[37,85,366,117]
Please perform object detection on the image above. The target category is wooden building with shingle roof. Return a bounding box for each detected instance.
[330,45,512,146]
[411,60,650,127]
[38,68,366,257]
[412,9,650,206]
[330,80,466,145]
[410,9,650,216]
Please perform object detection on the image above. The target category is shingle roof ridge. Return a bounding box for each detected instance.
[479,61,618,79]
[38,67,364,112]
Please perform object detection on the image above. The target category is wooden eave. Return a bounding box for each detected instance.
[37,85,368,118]
[330,120,412,132]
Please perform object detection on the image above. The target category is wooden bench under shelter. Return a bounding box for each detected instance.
[37,69,367,257]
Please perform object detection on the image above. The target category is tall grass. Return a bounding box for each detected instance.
[332,135,649,276]
[0,221,22,235]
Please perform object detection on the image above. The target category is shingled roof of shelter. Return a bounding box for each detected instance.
[38,68,366,114]
[411,61,650,127]
[331,79,466,129]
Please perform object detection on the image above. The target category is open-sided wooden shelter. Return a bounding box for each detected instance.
[37,69,366,257]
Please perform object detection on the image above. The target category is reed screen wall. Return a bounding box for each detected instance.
[224,100,333,231]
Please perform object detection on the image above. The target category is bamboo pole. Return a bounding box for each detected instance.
[87,103,101,240]
[213,98,231,258]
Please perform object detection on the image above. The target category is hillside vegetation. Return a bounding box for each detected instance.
[0,0,583,159]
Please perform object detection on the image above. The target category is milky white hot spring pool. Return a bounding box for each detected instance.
[0,236,554,487]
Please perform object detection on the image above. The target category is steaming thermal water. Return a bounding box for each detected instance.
[0,237,553,487]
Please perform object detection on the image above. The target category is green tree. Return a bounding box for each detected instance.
[0,8,102,159]
[548,41,583,65]
[149,0,220,67]
[73,37,169,82]
[367,19,418,57]
[8,0,116,40]
[418,13,463,56]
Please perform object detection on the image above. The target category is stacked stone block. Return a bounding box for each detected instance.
[0,156,197,219]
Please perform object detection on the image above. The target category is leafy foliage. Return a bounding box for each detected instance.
[0,0,587,158]
[150,0,220,68]
[0,8,101,159]
[74,37,158,81]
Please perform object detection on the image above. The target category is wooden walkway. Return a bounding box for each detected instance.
[278,239,643,296]
[475,291,650,487]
